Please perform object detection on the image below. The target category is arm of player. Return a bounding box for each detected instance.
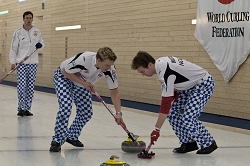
[110,88,126,127]
[38,35,45,49]
[155,96,175,129]
[9,31,19,67]
[61,68,93,91]
[151,96,175,145]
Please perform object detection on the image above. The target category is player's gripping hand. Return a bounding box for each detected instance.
[115,112,126,128]
[82,82,94,92]
[10,64,16,70]
[150,127,160,145]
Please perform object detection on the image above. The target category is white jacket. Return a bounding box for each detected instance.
[9,25,45,64]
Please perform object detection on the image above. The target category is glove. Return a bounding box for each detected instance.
[150,127,160,145]
[35,42,42,49]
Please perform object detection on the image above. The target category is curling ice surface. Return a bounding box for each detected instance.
[0,85,250,166]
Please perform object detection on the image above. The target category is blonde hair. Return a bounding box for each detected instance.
[96,47,117,62]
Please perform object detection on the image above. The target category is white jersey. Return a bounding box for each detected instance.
[155,56,207,97]
[9,25,44,64]
[60,52,118,89]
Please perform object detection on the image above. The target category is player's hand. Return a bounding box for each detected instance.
[82,82,94,92]
[11,64,16,70]
[115,113,126,127]
[35,42,42,49]
[150,128,160,145]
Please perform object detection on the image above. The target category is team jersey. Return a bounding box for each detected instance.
[60,52,118,89]
[155,56,207,97]
[9,25,44,64]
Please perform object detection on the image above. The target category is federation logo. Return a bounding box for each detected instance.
[34,31,37,36]
[218,0,234,4]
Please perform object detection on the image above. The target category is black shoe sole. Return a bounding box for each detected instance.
[173,147,198,153]
[173,142,198,153]
[17,111,33,116]
[196,142,218,154]
[24,112,33,116]
[17,111,25,117]
[49,148,61,152]
[66,138,84,147]
[50,141,61,152]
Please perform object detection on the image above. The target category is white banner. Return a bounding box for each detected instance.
[194,0,250,82]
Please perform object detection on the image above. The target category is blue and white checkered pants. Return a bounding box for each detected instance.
[168,74,215,149]
[16,64,38,111]
[52,68,93,145]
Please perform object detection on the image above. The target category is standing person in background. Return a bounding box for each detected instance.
[9,11,44,116]
[131,51,217,154]
[50,47,126,152]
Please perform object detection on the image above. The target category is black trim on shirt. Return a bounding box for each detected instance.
[69,52,83,64]
[164,63,189,84]
[69,65,88,71]
[103,71,114,83]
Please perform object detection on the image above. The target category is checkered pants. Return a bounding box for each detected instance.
[16,64,38,111]
[168,74,215,149]
[52,68,93,145]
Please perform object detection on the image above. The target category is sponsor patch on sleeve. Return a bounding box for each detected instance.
[160,80,166,91]
[72,61,76,67]
[112,70,117,80]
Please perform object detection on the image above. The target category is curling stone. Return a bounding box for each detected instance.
[121,137,146,153]
[100,155,130,166]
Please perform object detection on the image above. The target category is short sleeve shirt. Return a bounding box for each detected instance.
[155,56,207,97]
[60,52,118,89]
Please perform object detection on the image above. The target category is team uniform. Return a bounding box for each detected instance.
[52,52,118,145]
[155,56,215,149]
[9,26,44,113]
